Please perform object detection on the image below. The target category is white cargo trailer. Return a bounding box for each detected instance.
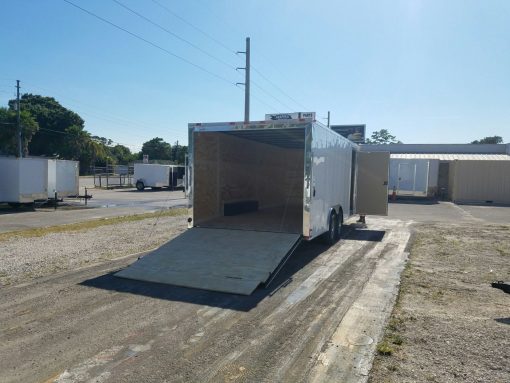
[0,157,49,204]
[117,119,389,295]
[134,163,185,191]
[45,159,79,199]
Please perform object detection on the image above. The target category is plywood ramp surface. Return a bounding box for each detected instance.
[115,228,301,295]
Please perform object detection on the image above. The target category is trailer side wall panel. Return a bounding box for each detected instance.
[308,124,352,237]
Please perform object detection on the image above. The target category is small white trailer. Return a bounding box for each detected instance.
[134,163,185,191]
[51,159,80,198]
[0,157,50,204]
[117,119,389,294]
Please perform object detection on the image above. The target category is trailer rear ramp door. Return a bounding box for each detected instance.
[115,228,301,295]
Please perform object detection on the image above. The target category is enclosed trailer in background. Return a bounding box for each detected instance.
[0,157,49,204]
[134,163,185,191]
[55,160,79,197]
[388,158,439,197]
[117,119,389,295]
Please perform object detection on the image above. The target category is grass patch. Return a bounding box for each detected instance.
[376,341,393,356]
[0,208,187,242]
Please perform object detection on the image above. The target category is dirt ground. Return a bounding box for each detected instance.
[369,223,510,383]
[0,217,410,383]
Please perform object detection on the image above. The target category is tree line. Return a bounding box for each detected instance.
[0,94,187,173]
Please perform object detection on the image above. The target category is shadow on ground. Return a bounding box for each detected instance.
[388,198,439,205]
[80,226,386,312]
[495,318,510,325]
[115,188,186,193]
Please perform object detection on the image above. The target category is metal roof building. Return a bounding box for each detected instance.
[359,143,510,204]
[390,153,510,161]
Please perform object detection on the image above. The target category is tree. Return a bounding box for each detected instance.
[5,94,118,172]
[0,107,39,156]
[9,94,85,157]
[140,137,172,160]
[365,129,402,144]
[171,141,187,164]
[470,136,503,144]
[108,144,136,164]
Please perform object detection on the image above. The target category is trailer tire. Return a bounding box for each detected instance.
[324,211,338,246]
[336,210,343,240]
[136,181,145,191]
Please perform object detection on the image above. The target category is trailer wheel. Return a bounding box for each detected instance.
[336,210,343,240]
[324,212,338,246]
[136,181,145,191]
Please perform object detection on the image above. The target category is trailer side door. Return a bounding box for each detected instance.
[356,151,389,216]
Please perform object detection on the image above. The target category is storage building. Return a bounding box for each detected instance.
[361,143,510,204]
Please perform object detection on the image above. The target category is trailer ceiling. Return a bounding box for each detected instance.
[220,128,305,149]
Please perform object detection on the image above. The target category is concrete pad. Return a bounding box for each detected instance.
[309,220,411,383]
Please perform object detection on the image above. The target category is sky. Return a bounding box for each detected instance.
[1,0,509,151]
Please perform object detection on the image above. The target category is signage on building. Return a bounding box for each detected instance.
[265,112,316,121]
[331,125,366,144]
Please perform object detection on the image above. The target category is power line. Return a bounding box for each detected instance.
[148,0,305,112]
[37,127,141,149]
[251,80,294,111]
[151,0,236,55]
[251,65,309,111]
[112,0,236,70]
[113,1,287,114]
[22,81,184,137]
[62,0,235,86]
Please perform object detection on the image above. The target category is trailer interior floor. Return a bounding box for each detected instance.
[197,205,303,234]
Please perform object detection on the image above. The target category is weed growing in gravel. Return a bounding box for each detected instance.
[376,341,393,356]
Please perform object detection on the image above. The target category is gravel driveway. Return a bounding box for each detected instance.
[0,214,187,286]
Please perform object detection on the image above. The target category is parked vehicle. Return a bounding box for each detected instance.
[47,159,79,198]
[0,157,50,205]
[134,163,185,191]
[0,157,80,205]
[117,119,389,295]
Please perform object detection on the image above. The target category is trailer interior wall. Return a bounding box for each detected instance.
[449,160,510,204]
[193,129,305,234]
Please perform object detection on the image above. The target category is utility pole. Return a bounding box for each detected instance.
[16,80,22,158]
[236,37,250,122]
[327,111,330,128]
